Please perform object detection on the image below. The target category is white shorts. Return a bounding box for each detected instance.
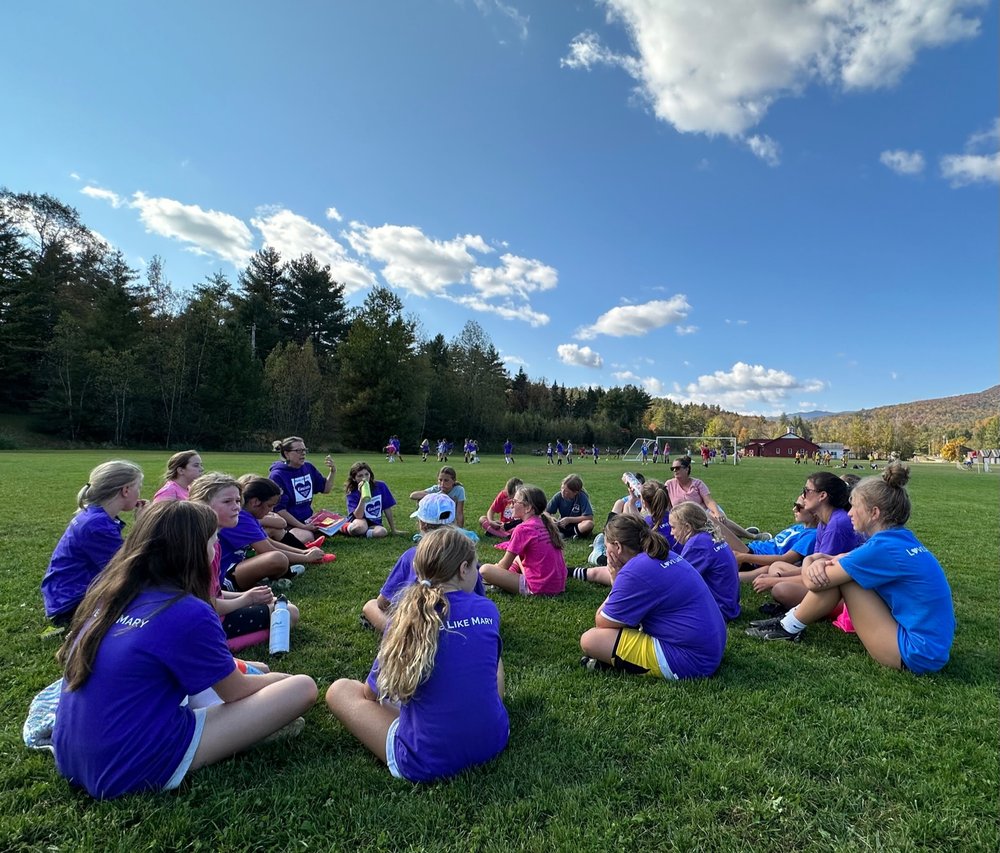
[164,707,207,790]
[385,716,404,780]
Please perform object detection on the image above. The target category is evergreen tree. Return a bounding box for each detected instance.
[233,247,286,362]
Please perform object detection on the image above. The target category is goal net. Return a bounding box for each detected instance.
[621,436,739,465]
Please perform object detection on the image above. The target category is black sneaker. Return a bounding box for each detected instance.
[757,601,787,617]
[579,655,611,672]
[749,616,784,629]
[745,621,802,641]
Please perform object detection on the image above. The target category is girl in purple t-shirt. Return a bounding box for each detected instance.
[327,527,508,782]
[344,462,399,538]
[669,502,740,621]
[479,485,566,596]
[53,500,317,800]
[579,514,725,679]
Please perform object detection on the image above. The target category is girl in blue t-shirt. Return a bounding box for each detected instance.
[747,464,955,673]
[327,527,508,782]
[53,500,317,799]
[719,498,818,578]
[411,466,466,528]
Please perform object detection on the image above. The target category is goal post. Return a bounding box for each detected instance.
[622,436,739,464]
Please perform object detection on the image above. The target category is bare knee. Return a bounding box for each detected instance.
[580,628,599,656]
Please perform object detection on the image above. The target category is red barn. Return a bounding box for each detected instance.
[743,432,820,459]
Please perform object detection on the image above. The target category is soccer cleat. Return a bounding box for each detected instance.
[321,553,337,563]
[745,621,802,641]
[579,655,612,672]
[757,601,787,617]
[305,535,326,549]
[749,616,783,629]
[289,564,306,577]
[745,526,761,536]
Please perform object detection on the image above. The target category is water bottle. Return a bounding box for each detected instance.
[269,595,290,655]
[360,480,372,501]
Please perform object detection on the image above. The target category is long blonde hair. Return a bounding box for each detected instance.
[376,527,475,704]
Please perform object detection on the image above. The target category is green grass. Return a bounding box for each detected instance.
[1,452,997,851]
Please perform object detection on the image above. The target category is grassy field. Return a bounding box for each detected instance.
[1,451,997,851]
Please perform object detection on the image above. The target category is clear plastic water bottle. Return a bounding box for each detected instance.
[269,595,290,655]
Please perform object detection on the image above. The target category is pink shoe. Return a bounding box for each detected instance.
[305,535,326,549]
[321,553,337,564]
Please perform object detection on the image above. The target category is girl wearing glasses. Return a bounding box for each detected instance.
[751,472,863,612]
[268,436,336,539]
[718,499,819,579]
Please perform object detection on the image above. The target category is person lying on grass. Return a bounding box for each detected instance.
[327,527,508,783]
[41,460,146,629]
[52,500,316,800]
[360,493,486,633]
[479,484,566,597]
[579,514,726,679]
[751,471,864,615]
[719,497,818,578]
[746,463,956,673]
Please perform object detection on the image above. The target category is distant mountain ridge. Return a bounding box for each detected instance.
[808,385,999,433]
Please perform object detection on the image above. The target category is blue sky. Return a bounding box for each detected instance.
[3,0,997,415]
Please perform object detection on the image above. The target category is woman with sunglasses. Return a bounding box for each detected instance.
[666,455,768,541]
[268,436,337,540]
[752,472,863,612]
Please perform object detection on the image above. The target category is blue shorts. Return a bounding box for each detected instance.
[164,707,207,790]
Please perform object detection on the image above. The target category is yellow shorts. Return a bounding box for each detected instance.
[613,629,676,679]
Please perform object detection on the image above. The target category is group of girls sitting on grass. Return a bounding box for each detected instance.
[51,500,317,799]
[37,449,956,798]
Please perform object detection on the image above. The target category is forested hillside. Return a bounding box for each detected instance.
[1,189,994,456]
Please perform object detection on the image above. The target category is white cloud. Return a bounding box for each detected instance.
[325,207,343,222]
[468,0,529,41]
[675,325,698,336]
[890,371,898,380]
[347,223,490,296]
[670,361,825,414]
[562,1,985,144]
[746,135,781,166]
[251,208,375,294]
[469,253,557,299]
[558,343,604,368]
[129,192,254,266]
[69,172,80,181]
[940,119,1000,186]
[880,149,926,175]
[450,293,550,327]
[724,318,749,326]
[613,370,664,395]
[501,352,527,366]
[576,295,691,339]
[81,186,124,208]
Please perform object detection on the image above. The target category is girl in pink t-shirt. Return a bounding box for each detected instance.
[479,485,565,596]
[152,449,204,503]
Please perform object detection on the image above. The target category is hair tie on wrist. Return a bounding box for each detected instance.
[420,579,432,587]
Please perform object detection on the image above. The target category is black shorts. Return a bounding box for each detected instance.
[222,604,270,640]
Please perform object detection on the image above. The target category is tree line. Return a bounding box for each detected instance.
[1,190,989,457]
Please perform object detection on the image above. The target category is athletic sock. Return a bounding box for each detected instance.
[572,567,589,581]
[780,609,808,634]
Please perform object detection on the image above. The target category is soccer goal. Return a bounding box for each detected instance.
[621,436,739,465]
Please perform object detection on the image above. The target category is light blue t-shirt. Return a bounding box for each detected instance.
[426,483,466,503]
[748,524,817,558]
[838,527,955,674]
